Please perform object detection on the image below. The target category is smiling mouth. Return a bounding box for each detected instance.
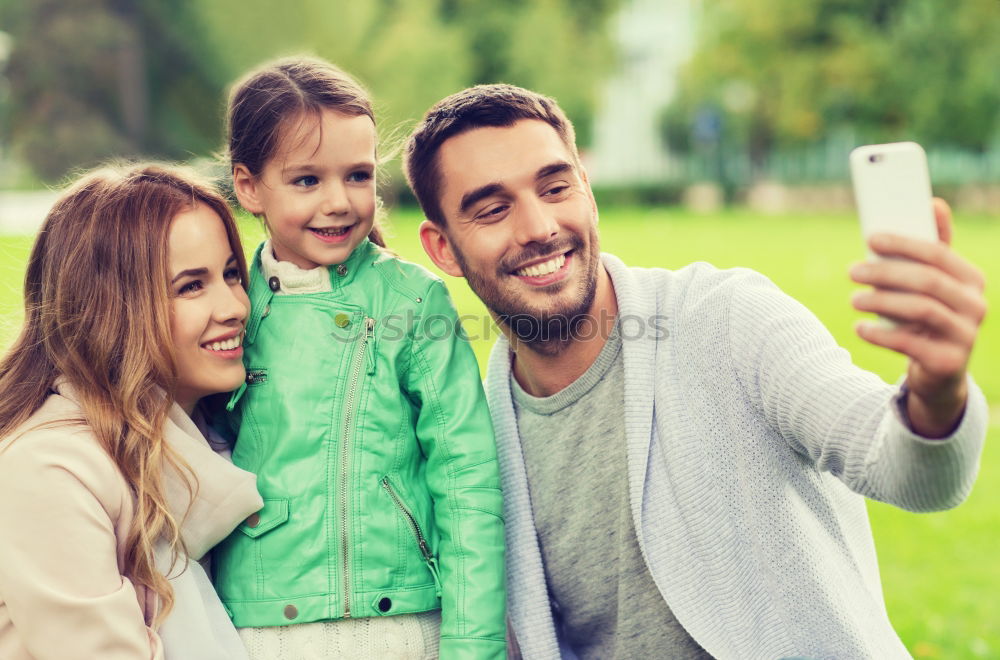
[202,332,243,352]
[513,252,567,278]
[309,225,354,237]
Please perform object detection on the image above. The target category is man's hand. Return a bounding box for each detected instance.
[849,198,987,438]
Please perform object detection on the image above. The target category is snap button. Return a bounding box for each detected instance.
[268,276,280,292]
[334,313,350,328]
[336,264,348,276]
[283,604,298,620]
[415,297,422,303]
[378,597,392,613]
[245,513,260,528]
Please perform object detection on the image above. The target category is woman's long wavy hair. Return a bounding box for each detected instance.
[0,163,249,626]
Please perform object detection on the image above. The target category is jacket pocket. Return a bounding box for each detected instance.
[381,477,442,597]
[238,498,289,538]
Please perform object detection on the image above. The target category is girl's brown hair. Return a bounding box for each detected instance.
[227,56,386,247]
[0,163,249,626]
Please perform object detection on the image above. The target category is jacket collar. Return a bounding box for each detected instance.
[52,378,262,560]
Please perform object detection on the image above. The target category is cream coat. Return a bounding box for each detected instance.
[0,382,262,659]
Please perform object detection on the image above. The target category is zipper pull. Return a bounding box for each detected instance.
[364,317,376,375]
[226,380,247,411]
[423,551,443,598]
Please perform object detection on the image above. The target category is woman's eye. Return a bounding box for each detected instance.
[177,280,203,296]
[293,175,319,187]
[224,267,242,284]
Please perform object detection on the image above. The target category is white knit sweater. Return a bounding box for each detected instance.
[486,254,987,660]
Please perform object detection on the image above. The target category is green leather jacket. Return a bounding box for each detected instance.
[213,240,506,659]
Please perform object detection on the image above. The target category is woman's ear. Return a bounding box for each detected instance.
[419,220,464,277]
[232,165,264,215]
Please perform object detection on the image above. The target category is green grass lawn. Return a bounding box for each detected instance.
[2,207,996,657]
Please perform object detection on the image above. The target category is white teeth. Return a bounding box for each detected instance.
[312,225,351,236]
[204,334,243,351]
[515,254,566,278]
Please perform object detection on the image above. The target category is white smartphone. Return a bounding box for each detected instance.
[849,141,938,260]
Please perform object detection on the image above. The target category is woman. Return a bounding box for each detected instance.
[0,164,263,659]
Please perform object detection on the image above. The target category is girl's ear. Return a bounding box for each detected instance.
[232,164,264,215]
[419,220,464,277]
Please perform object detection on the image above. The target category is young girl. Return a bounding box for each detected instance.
[0,164,262,659]
[213,57,507,660]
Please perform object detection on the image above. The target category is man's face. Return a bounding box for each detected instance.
[433,120,601,348]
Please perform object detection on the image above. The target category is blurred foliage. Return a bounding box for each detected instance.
[1,0,226,181]
[663,0,1000,166]
[0,0,621,185]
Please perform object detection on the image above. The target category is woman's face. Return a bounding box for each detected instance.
[167,203,250,413]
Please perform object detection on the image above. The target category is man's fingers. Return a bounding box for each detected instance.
[849,260,987,321]
[854,321,970,377]
[851,289,978,346]
[932,197,953,246]
[865,234,985,291]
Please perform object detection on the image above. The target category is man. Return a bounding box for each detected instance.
[404,84,987,659]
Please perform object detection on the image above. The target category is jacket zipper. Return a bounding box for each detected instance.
[340,316,375,617]
[381,477,443,597]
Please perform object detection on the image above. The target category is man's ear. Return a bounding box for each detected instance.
[232,164,264,215]
[580,165,599,218]
[419,220,464,277]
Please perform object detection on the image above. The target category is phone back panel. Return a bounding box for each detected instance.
[849,142,937,249]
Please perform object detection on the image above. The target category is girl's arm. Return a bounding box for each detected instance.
[0,431,164,659]
[404,279,507,660]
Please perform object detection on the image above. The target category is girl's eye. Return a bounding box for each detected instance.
[293,175,319,187]
[224,267,242,284]
[177,280,203,296]
[347,170,372,183]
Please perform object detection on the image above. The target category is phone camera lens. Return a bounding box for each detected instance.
[868,154,882,163]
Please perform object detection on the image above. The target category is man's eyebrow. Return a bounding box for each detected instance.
[459,182,504,216]
[457,161,576,216]
[536,161,574,180]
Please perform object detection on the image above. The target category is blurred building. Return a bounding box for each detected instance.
[587,0,701,184]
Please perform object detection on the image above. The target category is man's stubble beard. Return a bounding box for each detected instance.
[450,230,601,357]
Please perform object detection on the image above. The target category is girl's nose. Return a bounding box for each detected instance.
[321,183,350,216]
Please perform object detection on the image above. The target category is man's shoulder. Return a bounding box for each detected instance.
[602,253,777,311]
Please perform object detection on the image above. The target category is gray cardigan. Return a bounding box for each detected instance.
[485,254,987,660]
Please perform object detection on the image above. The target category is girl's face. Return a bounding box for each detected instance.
[168,203,250,414]
[234,109,377,270]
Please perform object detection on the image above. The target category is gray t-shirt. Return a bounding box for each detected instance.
[512,320,713,659]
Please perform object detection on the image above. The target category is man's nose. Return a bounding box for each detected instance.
[513,197,558,245]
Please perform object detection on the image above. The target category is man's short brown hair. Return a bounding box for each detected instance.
[403,84,579,227]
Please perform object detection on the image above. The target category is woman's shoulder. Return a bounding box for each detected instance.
[0,394,127,507]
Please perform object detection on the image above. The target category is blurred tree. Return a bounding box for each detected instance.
[3,0,229,182]
[199,0,622,192]
[3,0,623,185]
[664,0,1000,168]
[438,0,619,146]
